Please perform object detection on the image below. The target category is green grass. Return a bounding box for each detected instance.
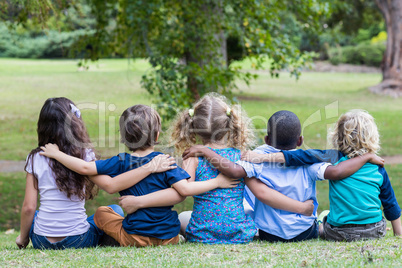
[0,58,401,160]
[1,231,402,267]
[1,58,402,266]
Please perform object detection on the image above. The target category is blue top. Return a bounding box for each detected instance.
[95,152,190,239]
[327,156,383,226]
[186,148,256,244]
[281,149,401,222]
[237,145,328,239]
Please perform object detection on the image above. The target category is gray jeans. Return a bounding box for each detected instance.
[320,216,386,242]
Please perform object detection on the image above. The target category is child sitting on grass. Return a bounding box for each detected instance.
[273,110,401,241]
[41,104,237,247]
[183,110,384,242]
[17,97,176,250]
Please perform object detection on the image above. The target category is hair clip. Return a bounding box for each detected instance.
[70,103,81,119]
[188,109,194,117]
[226,107,231,116]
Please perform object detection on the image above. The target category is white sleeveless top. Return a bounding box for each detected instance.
[25,151,95,237]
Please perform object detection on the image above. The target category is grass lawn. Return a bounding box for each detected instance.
[1,58,401,266]
[0,58,401,160]
[1,231,402,267]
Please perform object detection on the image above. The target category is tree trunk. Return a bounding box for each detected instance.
[184,1,227,102]
[371,0,402,97]
[185,51,201,102]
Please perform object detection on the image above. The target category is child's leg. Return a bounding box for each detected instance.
[87,204,124,246]
[94,206,163,247]
[178,211,192,236]
[93,206,128,246]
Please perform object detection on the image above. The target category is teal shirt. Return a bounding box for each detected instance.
[327,156,383,226]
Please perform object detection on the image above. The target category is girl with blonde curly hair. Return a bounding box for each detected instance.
[171,93,258,243]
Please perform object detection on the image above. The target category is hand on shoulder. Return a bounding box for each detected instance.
[182,145,207,160]
[39,143,60,159]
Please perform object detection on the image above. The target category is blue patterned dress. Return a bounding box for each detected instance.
[186,148,257,244]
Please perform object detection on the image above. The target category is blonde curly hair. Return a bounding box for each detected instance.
[171,93,256,153]
[329,109,380,158]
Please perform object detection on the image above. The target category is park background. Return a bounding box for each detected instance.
[0,0,401,267]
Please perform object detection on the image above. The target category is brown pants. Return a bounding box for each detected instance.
[94,206,179,247]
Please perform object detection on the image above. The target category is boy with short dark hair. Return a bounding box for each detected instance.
[183,110,382,242]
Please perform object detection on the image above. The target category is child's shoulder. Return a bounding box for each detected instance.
[254,144,279,154]
[26,151,50,165]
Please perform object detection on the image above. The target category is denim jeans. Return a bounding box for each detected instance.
[29,204,124,250]
[259,221,318,242]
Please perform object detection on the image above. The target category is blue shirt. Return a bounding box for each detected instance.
[281,149,401,222]
[328,156,383,226]
[237,145,329,240]
[95,152,190,239]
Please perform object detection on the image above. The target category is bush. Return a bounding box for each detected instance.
[0,23,93,58]
[328,42,385,66]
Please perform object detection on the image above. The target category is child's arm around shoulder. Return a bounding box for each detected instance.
[119,188,185,214]
[172,156,239,196]
[182,145,246,178]
[245,177,314,216]
[40,143,97,175]
[323,153,384,181]
[91,154,177,194]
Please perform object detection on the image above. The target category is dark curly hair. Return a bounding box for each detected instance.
[26,97,97,200]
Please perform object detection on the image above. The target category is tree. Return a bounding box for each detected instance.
[370,0,402,96]
[2,0,327,119]
[85,0,327,119]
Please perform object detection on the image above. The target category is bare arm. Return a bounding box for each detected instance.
[90,155,177,194]
[16,173,38,249]
[119,188,186,214]
[391,217,402,236]
[245,177,314,216]
[40,144,97,175]
[172,157,240,196]
[324,153,384,181]
[182,145,247,178]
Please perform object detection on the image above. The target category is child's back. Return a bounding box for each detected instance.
[186,148,255,244]
[172,94,257,244]
[238,144,327,240]
[95,151,188,239]
[327,157,383,226]
[27,152,92,237]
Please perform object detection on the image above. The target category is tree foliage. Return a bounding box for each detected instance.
[2,0,328,119]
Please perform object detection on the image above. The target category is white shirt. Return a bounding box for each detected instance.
[25,151,95,237]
